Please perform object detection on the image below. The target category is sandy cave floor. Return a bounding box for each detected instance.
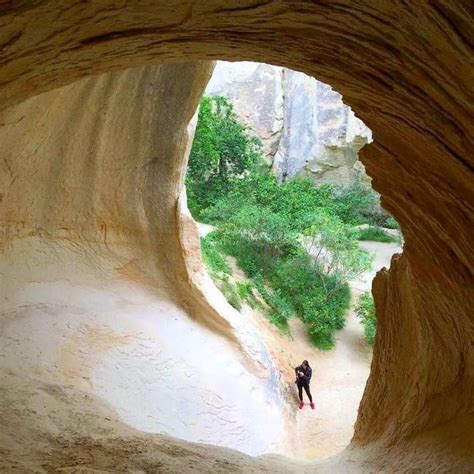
[0,237,288,458]
[0,231,402,470]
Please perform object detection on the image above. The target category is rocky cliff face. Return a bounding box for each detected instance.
[206,61,372,184]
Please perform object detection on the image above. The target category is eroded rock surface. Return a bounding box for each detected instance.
[0,63,290,462]
[0,2,473,472]
[206,61,372,184]
[206,62,284,162]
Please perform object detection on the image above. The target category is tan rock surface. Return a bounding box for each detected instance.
[1,2,473,472]
[0,63,299,459]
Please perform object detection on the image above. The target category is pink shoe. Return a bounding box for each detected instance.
[299,401,304,409]
[310,402,315,410]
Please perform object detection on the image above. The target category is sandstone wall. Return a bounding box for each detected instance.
[205,61,372,184]
[0,63,294,459]
[0,1,473,471]
[0,62,225,332]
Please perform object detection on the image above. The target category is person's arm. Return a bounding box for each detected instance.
[303,367,312,382]
[294,365,301,377]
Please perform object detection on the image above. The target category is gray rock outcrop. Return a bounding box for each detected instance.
[205,62,284,162]
[205,62,372,184]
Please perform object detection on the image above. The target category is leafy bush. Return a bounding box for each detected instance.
[331,176,397,228]
[200,234,231,279]
[220,281,242,311]
[269,255,351,348]
[234,282,260,309]
[331,177,378,225]
[385,217,399,229]
[355,226,398,243]
[235,281,253,300]
[355,291,377,344]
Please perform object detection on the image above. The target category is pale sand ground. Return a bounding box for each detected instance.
[0,237,287,458]
[0,230,401,471]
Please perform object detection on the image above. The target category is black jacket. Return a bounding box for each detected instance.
[295,365,312,384]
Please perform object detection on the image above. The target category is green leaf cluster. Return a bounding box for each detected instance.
[355,291,377,344]
[200,233,232,279]
[186,96,264,219]
[187,96,393,350]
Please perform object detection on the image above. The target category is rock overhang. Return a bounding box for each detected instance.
[0,2,472,471]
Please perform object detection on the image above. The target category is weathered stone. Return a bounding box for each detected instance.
[0,2,472,472]
[275,70,372,184]
[206,62,372,184]
[206,61,284,163]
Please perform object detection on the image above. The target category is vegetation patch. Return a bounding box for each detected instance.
[220,280,242,311]
[200,233,232,279]
[355,291,377,344]
[187,96,394,350]
[354,226,399,243]
[235,282,260,309]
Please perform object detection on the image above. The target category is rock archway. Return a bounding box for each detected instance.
[0,2,472,471]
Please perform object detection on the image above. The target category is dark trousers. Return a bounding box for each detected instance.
[297,381,312,402]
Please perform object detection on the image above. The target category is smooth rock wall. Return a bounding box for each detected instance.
[0,62,289,458]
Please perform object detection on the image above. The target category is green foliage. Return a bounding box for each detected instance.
[355,226,398,243]
[355,291,377,344]
[331,176,395,227]
[235,281,253,300]
[213,207,367,349]
[200,234,231,279]
[220,281,242,311]
[331,178,378,225]
[186,96,264,219]
[252,277,293,331]
[234,282,260,309]
[385,217,399,229]
[187,96,393,350]
[222,204,300,261]
[304,209,374,281]
[270,255,351,348]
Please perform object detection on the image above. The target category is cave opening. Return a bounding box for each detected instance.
[183,61,403,460]
[0,60,404,465]
[1,3,472,470]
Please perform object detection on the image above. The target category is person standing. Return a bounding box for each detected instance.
[295,360,315,409]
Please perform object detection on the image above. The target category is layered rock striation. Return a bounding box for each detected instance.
[206,61,372,184]
[0,1,473,472]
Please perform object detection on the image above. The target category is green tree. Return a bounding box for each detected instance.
[186,96,264,218]
[355,291,377,344]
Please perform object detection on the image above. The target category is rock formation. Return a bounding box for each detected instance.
[0,62,295,459]
[206,62,285,163]
[0,2,473,472]
[206,61,372,184]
